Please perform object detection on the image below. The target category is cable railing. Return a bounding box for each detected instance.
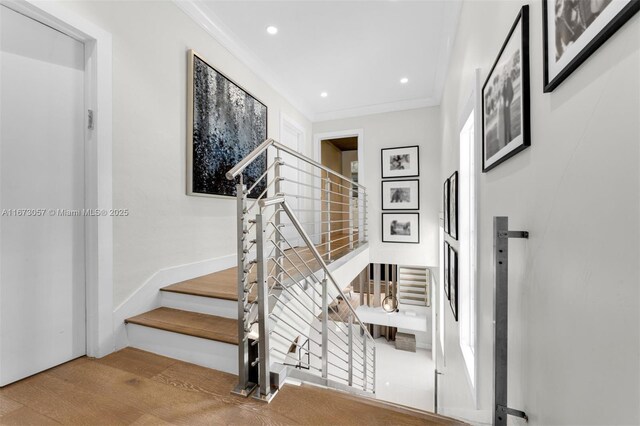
[227,138,373,402]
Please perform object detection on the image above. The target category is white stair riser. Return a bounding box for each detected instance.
[160,291,237,319]
[126,323,237,374]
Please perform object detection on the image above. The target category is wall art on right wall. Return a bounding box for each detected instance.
[482,5,530,172]
[448,171,458,240]
[543,0,640,92]
[449,244,458,322]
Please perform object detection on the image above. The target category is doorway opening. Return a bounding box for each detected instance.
[319,136,360,261]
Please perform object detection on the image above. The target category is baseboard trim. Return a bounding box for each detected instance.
[113,253,237,350]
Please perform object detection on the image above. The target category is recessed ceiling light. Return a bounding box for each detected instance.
[320,92,328,98]
[266,26,278,35]
[400,77,409,84]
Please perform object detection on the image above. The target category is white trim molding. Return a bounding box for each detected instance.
[314,97,438,123]
[173,0,462,123]
[1,0,114,358]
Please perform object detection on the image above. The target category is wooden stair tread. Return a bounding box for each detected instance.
[125,307,238,345]
[161,267,258,302]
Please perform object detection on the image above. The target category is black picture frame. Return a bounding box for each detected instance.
[443,241,450,301]
[381,179,420,210]
[381,212,420,244]
[443,178,450,234]
[187,49,268,198]
[448,171,458,240]
[482,5,530,173]
[449,245,458,322]
[381,145,420,179]
[543,0,640,93]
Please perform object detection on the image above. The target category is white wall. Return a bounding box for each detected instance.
[51,1,312,308]
[313,107,441,268]
[438,1,639,424]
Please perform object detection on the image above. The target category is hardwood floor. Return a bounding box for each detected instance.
[0,348,461,425]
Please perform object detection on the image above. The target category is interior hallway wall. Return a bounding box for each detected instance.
[313,107,442,268]
[437,1,639,424]
[51,0,313,308]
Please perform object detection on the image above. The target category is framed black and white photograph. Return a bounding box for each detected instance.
[187,49,268,198]
[443,241,450,300]
[381,146,419,178]
[443,178,450,234]
[449,245,458,321]
[382,179,419,210]
[448,171,458,240]
[482,6,530,173]
[382,213,420,244]
[543,0,639,92]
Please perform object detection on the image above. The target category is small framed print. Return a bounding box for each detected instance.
[543,0,639,92]
[443,241,450,301]
[381,145,419,178]
[449,171,458,240]
[449,244,458,322]
[381,179,419,210]
[443,178,450,234]
[382,213,420,244]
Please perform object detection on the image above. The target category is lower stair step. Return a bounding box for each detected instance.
[125,307,239,345]
[125,307,239,374]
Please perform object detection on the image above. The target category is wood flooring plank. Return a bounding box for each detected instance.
[0,406,60,426]
[0,349,460,425]
[125,307,238,345]
[0,373,144,425]
[96,347,178,379]
[0,396,22,418]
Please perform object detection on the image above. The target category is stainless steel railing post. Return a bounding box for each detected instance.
[324,177,332,262]
[232,179,257,397]
[274,155,283,286]
[363,336,367,392]
[348,314,353,386]
[321,276,329,380]
[253,212,275,402]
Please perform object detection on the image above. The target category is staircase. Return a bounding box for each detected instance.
[397,266,430,307]
[124,266,244,374]
[123,137,373,403]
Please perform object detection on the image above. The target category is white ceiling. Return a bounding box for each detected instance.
[177,1,462,122]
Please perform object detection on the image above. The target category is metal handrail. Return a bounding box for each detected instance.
[259,196,375,343]
[226,138,366,190]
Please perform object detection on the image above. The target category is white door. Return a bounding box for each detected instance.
[0,6,86,386]
[279,121,302,246]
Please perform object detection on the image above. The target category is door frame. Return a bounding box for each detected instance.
[0,0,114,358]
[312,129,364,246]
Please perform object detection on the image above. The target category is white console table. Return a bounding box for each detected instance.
[355,305,428,332]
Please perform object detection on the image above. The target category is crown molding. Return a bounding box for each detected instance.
[313,97,438,123]
[174,0,315,121]
[174,0,459,124]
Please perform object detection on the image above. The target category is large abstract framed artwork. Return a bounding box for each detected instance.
[443,178,450,234]
[448,171,458,240]
[381,179,419,210]
[543,0,639,92]
[187,50,268,198]
[449,245,458,322]
[482,6,530,173]
[381,146,419,178]
[443,241,450,300]
[382,213,420,244]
